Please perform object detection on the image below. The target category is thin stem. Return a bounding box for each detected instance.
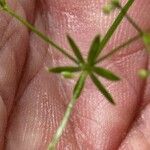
[2,6,78,64]
[125,14,143,34]
[96,34,140,63]
[117,4,143,35]
[48,97,76,150]
[94,0,134,61]
[48,72,87,149]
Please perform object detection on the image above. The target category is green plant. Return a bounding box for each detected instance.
[0,0,150,149]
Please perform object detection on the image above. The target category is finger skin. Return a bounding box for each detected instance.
[119,55,150,150]
[0,0,29,112]
[19,0,36,22]
[0,0,29,148]
[119,105,150,150]
[5,0,150,150]
[0,97,7,150]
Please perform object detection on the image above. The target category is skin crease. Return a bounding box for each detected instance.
[0,0,149,149]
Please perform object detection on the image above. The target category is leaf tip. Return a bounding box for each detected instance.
[110,99,116,105]
[45,66,51,72]
[106,94,116,105]
[95,34,101,40]
[66,34,72,43]
[115,76,121,81]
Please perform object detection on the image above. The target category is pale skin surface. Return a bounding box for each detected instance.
[0,0,150,149]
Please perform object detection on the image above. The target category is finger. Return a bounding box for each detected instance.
[6,0,150,149]
[0,96,6,150]
[0,0,29,112]
[19,0,36,22]
[0,0,29,148]
[119,55,150,150]
[119,105,150,150]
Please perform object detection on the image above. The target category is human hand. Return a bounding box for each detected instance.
[0,0,150,149]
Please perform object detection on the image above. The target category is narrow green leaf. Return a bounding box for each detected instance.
[0,0,6,8]
[47,66,80,73]
[87,35,101,65]
[96,35,140,63]
[73,72,87,99]
[2,7,77,64]
[0,0,6,7]
[95,0,134,62]
[93,67,120,81]
[0,2,2,6]
[67,35,85,63]
[143,33,150,53]
[90,73,115,104]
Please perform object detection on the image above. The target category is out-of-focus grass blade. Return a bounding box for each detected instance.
[93,67,120,81]
[73,72,87,99]
[67,35,85,63]
[87,35,101,65]
[143,33,150,53]
[0,0,6,7]
[47,66,81,73]
[90,73,115,104]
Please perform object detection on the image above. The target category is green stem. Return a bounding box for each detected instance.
[48,72,87,149]
[96,34,140,63]
[117,4,143,35]
[95,0,134,61]
[48,97,76,150]
[125,14,143,34]
[2,6,78,64]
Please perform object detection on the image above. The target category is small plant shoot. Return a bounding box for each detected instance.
[0,0,150,149]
